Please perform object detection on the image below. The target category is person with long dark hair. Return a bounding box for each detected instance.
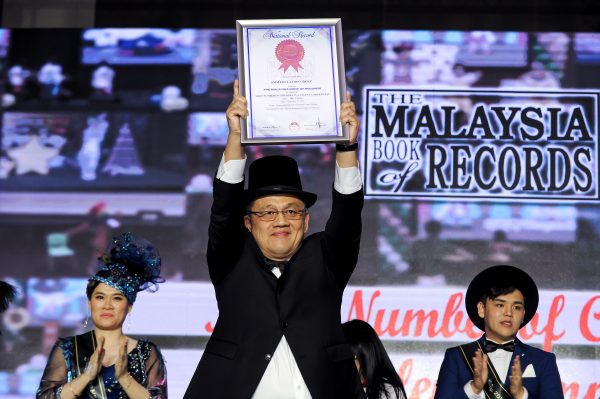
[343,319,407,399]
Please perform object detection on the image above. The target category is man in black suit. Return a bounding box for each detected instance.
[183,81,364,399]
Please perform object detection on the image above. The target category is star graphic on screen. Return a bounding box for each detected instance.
[6,135,60,175]
[0,157,15,178]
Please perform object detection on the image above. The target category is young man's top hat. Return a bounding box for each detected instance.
[465,264,539,331]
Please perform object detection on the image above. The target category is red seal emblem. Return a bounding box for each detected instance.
[275,40,304,72]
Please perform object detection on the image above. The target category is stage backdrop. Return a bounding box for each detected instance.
[0,28,599,398]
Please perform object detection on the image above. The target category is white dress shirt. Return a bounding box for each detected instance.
[217,154,362,194]
[464,342,529,399]
[252,266,313,399]
[216,153,362,398]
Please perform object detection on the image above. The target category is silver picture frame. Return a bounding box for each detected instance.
[236,18,348,144]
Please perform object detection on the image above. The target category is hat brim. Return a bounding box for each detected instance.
[465,264,539,331]
[244,186,317,208]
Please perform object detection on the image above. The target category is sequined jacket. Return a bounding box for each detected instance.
[37,331,167,399]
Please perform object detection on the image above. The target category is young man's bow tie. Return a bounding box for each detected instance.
[484,340,515,353]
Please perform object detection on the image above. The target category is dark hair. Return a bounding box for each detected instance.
[85,279,132,304]
[492,230,507,242]
[0,281,17,313]
[424,220,442,236]
[342,319,407,399]
[86,280,101,300]
[481,285,524,303]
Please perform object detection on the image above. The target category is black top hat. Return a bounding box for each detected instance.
[244,155,317,208]
[465,265,539,331]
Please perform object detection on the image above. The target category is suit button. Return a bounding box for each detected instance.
[281,322,288,328]
[265,354,272,361]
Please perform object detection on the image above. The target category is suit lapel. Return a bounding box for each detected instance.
[478,334,508,384]
[460,336,514,399]
[504,338,528,386]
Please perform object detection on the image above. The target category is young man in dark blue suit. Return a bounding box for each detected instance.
[434,265,564,399]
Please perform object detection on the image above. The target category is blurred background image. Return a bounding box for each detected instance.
[0,28,599,398]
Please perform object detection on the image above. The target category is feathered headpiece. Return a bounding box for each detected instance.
[0,281,17,313]
[89,232,164,304]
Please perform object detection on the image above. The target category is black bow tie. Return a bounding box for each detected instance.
[484,339,515,353]
[264,258,287,274]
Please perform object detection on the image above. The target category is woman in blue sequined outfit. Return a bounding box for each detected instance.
[37,232,167,399]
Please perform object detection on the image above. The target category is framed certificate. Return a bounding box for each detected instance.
[236,18,348,144]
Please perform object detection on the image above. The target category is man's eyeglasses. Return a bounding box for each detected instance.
[246,208,307,221]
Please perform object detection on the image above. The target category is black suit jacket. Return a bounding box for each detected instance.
[184,177,365,399]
